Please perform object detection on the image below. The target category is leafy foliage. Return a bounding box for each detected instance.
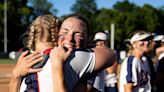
[71,0,164,50]
[0,0,56,52]
[28,0,57,17]
[0,0,164,52]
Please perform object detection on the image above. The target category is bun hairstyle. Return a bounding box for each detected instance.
[26,15,60,50]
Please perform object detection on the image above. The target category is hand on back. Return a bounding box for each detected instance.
[13,51,43,78]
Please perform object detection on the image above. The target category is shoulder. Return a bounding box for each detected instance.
[66,49,96,76]
[122,56,138,67]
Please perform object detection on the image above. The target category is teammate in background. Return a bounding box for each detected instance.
[119,32,152,92]
[93,31,118,92]
[155,37,164,92]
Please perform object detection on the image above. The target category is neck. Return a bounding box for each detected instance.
[132,49,143,59]
[35,42,53,52]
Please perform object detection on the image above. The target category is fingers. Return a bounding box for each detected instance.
[19,50,29,58]
[58,46,73,61]
[28,52,43,62]
[18,51,44,67]
[29,68,42,73]
[65,47,73,59]
[50,45,73,63]
[25,51,41,60]
[29,56,43,67]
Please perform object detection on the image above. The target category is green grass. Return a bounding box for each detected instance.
[0,58,15,64]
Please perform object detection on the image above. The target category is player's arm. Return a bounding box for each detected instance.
[124,83,133,92]
[10,51,43,92]
[50,46,72,92]
[92,46,116,71]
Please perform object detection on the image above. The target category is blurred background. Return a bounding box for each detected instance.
[0,0,164,91]
[0,0,164,57]
[0,0,164,58]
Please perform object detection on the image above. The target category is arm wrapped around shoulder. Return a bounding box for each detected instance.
[92,46,116,71]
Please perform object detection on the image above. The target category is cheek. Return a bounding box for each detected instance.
[58,35,65,45]
[75,39,85,47]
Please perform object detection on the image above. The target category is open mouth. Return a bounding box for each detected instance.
[64,43,75,48]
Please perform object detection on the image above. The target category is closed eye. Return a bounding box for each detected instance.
[60,28,69,35]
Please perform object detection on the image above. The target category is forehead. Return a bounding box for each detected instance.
[60,18,86,32]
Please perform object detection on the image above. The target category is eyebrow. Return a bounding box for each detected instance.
[62,28,69,31]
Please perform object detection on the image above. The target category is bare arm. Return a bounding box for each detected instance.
[10,51,43,92]
[10,72,22,92]
[92,46,116,71]
[124,83,133,92]
[106,61,117,74]
[50,46,72,92]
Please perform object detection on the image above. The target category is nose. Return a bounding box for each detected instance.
[65,33,76,44]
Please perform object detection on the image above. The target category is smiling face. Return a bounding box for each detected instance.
[58,17,88,49]
[133,40,150,53]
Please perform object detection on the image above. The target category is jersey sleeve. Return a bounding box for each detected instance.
[63,50,96,91]
[68,50,96,77]
[125,56,138,86]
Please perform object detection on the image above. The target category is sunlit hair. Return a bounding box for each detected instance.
[26,15,59,50]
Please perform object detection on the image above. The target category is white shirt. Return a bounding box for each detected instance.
[119,56,151,92]
[19,49,96,92]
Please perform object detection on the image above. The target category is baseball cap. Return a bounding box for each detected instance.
[93,32,108,41]
[153,35,164,41]
[130,32,153,44]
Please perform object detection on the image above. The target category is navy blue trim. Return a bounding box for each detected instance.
[73,48,93,52]
[24,49,51,92]
[25,73,38,92]
[126,56,134,83]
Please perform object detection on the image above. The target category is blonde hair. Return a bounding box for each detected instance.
[27,15,59,50]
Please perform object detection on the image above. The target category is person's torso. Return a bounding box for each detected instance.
[119,56,151,92]
[19,49,96,92]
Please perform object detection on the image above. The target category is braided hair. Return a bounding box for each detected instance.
[26,15,60,50]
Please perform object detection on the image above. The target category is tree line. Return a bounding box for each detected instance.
[0,0,164,52]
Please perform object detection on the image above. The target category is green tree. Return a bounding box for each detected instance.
[71,0,98,38]
[28,0,57,17]
[134,5,160,33]
[154,6,164,35]
[0,0,57,52]
[71,0,97,19]
[70,0,164,50]
[113,0,138,13]
[95,8,118,32]
[0,0,32,52]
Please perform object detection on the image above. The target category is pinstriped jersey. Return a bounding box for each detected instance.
[19,49,96,92]
[119,56,151,92]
